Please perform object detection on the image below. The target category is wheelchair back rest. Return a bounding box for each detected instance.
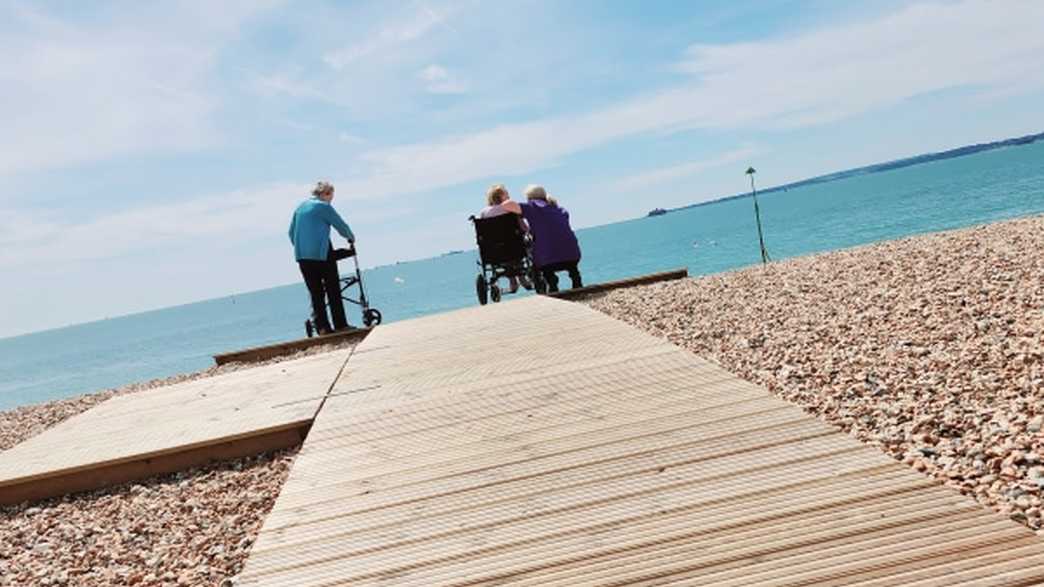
[473,213,526,265]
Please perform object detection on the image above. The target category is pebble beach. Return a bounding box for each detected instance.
[584,215,1044,535]
[1,215,1042,585]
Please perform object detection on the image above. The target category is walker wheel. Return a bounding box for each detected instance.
[490,284,502,303]
[476,274,488,305]
[363,308,382,327]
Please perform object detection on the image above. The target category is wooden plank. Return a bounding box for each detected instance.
[213,327,371,366]
[547,268,688,300]
[643,520,1027,587]
[0,349,351,505]
[821,539,1044,586]
[237,296,1044,587]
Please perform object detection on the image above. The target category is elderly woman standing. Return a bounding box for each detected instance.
[289,181,355,334]
[520,184,583,292]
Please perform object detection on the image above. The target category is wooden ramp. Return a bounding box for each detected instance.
[0,350,351,505]
[547,267,688,300]
[237,296,1044,586]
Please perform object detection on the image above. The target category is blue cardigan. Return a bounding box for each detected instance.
[288,198,355,261]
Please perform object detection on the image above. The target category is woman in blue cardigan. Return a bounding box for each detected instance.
[288,181,355,334]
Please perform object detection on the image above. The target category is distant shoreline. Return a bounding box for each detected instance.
[654,130,1044,215]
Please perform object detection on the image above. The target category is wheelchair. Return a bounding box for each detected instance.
[304,241,382,338]
[469,213,546,304]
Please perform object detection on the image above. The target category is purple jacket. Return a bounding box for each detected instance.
[520,200,581,268]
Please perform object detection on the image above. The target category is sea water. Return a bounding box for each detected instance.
[1,141,1043,410]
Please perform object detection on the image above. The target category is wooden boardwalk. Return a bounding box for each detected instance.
[0,350,351,505]
[238,296,1044,586]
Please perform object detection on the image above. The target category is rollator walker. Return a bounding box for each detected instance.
[304,241,382,337]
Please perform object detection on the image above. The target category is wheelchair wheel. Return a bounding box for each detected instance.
[305,319,315,338]
[363,308,382,327]
[490,284,502,303]
[476,274,488,305]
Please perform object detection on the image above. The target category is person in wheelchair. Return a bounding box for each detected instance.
[478,184,531,294]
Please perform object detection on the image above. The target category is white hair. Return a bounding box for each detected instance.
[312,181,334,197]
[523,184,547,200]
[524,184,557,206]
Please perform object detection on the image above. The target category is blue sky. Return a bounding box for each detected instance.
[2,0,1043,337]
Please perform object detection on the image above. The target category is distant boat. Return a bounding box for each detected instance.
[647,208,668,217]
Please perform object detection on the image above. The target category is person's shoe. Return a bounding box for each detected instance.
[546,274,560,293]
[570,272,583,289]
[519,274,534,290]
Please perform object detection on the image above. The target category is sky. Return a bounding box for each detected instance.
[2,0,1043,338]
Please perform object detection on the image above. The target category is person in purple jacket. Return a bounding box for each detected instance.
[520,184,583,292]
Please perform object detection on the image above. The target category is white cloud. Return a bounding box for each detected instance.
[331,0,1044,201]
[671,1,1044,130]
[281,119,317,132]
[323,4,453,69]
[252,72,325,100]
[0,2,276,178]
[338,132,367,144]
[0,183,305,268]
[609,147,760,193]
[0,180,425,270]
[419,64,469,94]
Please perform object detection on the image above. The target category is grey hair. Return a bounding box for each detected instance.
[524,184,557,207]
[312,181,334,197]
[523,184,546,200]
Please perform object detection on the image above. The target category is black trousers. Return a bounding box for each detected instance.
[298,258,348,332]
[539,261,582,293]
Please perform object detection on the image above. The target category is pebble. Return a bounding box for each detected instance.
[1030,416,1044,433]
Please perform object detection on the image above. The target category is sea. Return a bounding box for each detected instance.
[2,141,1043,411]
